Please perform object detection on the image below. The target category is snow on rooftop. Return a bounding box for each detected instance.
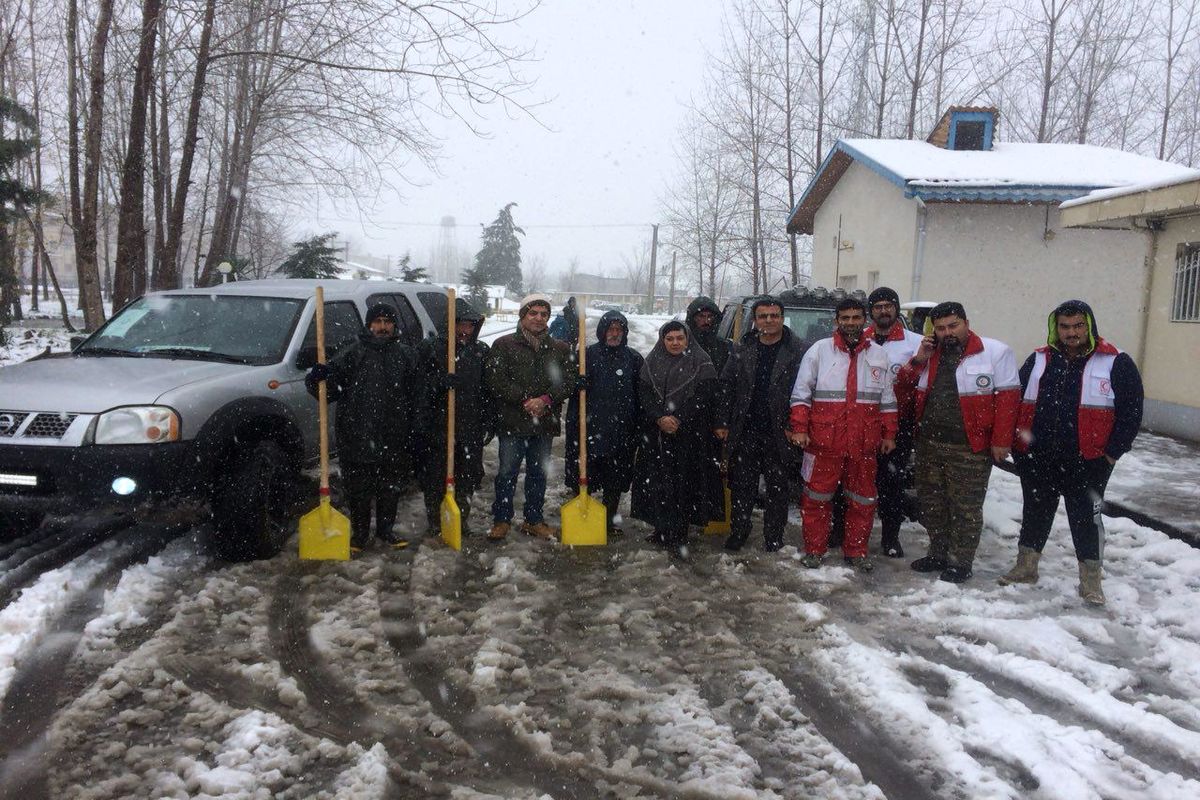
[1060,168,1200,208]
[843,139,1195,189]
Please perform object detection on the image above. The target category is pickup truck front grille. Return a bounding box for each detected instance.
[0,411,78,440]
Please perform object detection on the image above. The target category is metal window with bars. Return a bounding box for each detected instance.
[1174,244,1200,322]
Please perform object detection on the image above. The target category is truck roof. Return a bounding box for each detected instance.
[157,279,442,300]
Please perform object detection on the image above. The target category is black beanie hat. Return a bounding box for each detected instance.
[867,287,900,308]
[365,303,398,326]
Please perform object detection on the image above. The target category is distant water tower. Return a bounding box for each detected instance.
[435,216,457,282]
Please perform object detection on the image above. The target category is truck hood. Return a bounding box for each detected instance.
[0,356,248,413]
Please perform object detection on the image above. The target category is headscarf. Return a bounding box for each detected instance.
[641,320,716,413]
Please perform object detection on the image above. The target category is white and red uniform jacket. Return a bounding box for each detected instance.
[865,324,924,416]
[896,331,1020,453]
[789,331,899,458]
[1014,340,1121,459]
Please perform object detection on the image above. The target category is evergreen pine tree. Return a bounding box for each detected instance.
[461,265,490,315]
[277,232,342,279]
[1,97,45,330]
[397,252,428,282]
[472,202,523,293]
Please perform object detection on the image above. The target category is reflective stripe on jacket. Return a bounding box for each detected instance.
[865,324,924,416]
[1014,341,1119,459]
[897,331,1020,453]
[788,331,899,458]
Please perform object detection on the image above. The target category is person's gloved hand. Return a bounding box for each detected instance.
[308,363,332,383]
[575,374,590,392]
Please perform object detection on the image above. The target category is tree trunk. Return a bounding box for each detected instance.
[26,0,43,311]
[20,209,77,332]
[113,0,163,308]
[905,0,931,139]
[76,0,116,330]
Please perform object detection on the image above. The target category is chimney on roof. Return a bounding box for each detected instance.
[927,106,998,151]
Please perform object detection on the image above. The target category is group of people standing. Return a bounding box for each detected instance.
[306,285,1143,607]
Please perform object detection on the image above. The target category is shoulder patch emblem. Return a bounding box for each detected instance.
[975,374,992,389]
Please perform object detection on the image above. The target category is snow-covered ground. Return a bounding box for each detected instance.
[0,315,1197,799]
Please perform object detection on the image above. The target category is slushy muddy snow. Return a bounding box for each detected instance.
[0,316,1197,799]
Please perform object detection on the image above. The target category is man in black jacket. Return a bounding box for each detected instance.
[306,303,423,551]
[685,296,733,375]
[418,298,493,537]
[714,297,808,552]
[1001,300,1143,605]
[564,310,644,533]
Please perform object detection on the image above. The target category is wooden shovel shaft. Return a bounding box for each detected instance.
[578,308,587,486]
[445,288,457,488]
[315,286,330,494]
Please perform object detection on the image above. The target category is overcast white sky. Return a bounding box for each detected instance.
[305,0,728,285]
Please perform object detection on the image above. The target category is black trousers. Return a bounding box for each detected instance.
[1017,453,1114,562]
[567,451,629,527]
[342,461,405,546]
[728,429,790,549]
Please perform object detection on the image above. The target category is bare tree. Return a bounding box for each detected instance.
[1156,0,1199,159]
[524,253,548,292]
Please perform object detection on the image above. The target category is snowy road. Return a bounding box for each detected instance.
[0,314,1198,799]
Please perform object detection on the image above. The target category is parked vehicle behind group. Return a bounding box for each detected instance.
[0,279,445,560]
[718,286,868,344]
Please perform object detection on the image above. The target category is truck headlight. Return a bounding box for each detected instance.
[94,406,180,445]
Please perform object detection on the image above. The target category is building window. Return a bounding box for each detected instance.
[1174,243,1200,322]
[868,271,880,291]
[838,275,857,292]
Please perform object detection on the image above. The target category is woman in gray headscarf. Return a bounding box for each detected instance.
[631,320,723,557]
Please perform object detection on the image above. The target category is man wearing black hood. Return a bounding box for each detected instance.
[306,303,423,550]
[685,296,733,375]
[1003,300,1143,605]
[417,298,494,537]
[714,297,808,552]
[564,310,645,532]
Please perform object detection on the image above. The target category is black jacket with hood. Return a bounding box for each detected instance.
[564,310,645,491]
[306,304,423,470]
[1017,300,1143,461]
[718,324,809,463]
[417,299,494,493]
[685,296,733,376]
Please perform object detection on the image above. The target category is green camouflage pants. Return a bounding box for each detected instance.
[914,437,994,567]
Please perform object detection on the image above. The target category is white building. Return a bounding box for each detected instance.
[786,107,1196,359]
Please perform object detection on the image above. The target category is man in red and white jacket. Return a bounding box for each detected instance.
[896,301,1020,583]
[788,298,898,572]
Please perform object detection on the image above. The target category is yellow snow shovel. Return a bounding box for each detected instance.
[300,286,351,560]
[705,306,740,535]
[561,310,607,546]
[440,289,463,551]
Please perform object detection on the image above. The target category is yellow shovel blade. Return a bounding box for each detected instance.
[299,497,351,560]
[703,483,733,535]
[440,492,462,551]
[561,491,607,546]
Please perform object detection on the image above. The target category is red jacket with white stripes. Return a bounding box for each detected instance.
[864,323,924,419]
[896,331,1020,453]
[788,330,899,458]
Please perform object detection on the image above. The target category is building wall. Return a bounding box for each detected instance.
[810,163,917,298]
[918,204,1149,359]
[1140,216,1200,440]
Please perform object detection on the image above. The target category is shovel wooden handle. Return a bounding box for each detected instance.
[445,288,457,490]
[315,286,330,496]
[578,308,587,489]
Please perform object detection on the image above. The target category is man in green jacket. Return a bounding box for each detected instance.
[485,293,574,540]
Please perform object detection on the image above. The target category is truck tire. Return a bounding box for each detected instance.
[211,440,292,561]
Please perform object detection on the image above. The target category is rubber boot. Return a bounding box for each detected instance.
[1078,560,1105,606]
[998,546,1041,586]
[458,493,472,537]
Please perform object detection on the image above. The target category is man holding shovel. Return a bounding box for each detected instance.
[485,293,574,541]
[305,303,423,551]
[418,297,494,538]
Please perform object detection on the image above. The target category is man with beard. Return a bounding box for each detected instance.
[564,310,644,533]
[685,296,733,375]
[485,293,574,541]
[897,301,1020,583]
[418,298,494,538]
[714,297,808,552]
[1002,300,1143,605]
[306,303,422,551]
[787,298,897,571]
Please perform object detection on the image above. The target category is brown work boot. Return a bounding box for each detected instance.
[521,520,556,539]
[998,546,1041,585]
[487,521,510,541]
[1078,560,1106,606]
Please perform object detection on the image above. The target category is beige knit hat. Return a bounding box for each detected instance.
[519,293,552,317]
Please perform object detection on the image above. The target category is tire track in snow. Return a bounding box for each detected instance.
[0,515,133,610]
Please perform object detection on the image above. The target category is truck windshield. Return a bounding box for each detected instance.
[784,308,836,344]
[77,295,306,365]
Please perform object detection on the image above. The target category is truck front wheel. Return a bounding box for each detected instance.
[211,440,292,561]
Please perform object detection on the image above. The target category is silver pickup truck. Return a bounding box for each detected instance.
[0,279,448,559]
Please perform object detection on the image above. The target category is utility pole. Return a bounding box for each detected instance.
[646,223,659,314]
[668,251,677,314]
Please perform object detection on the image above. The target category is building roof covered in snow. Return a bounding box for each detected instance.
[787,107,1196,234]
